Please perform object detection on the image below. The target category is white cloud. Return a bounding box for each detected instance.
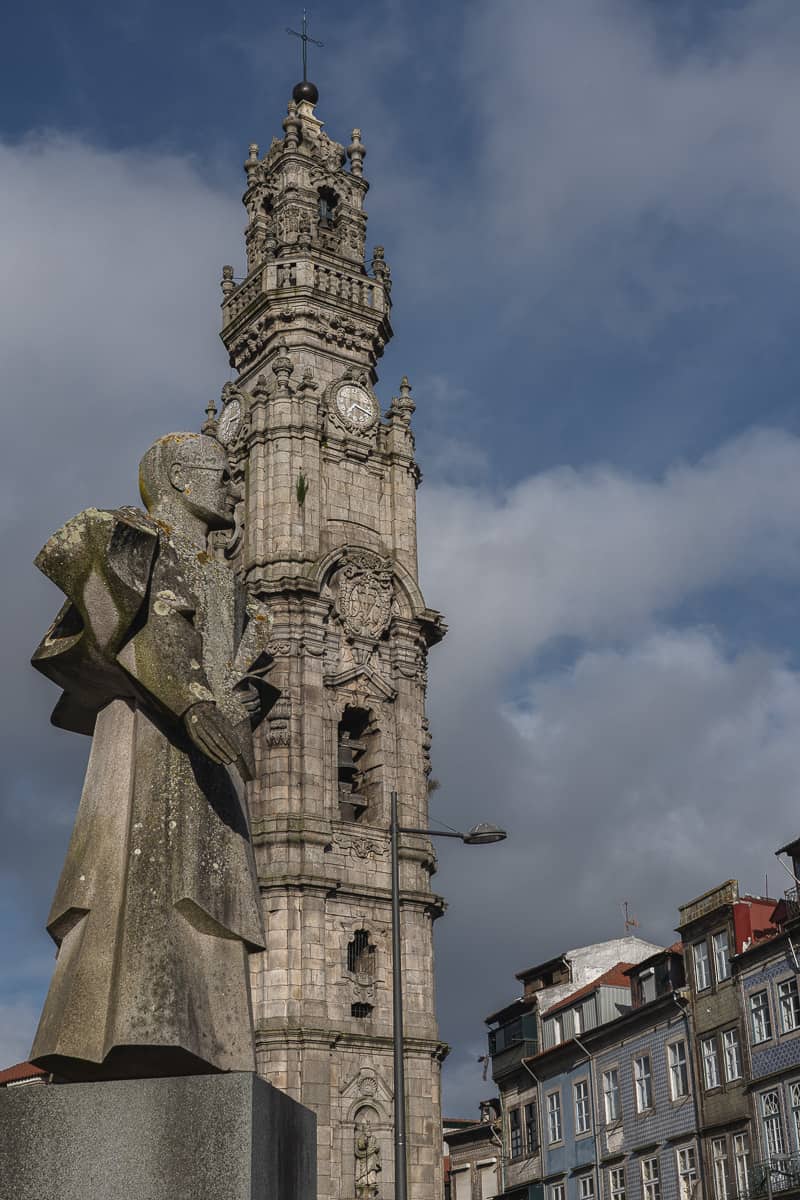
[462,0,800,330]
[420,427,800,693]
[422,429,800,1110]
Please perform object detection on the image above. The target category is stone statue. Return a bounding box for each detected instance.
[354,1120,381,1199]
[29,432,278,1082]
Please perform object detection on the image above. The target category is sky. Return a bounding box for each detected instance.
[3,0,800,1118]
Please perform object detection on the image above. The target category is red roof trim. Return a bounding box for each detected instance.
[0,1061,47,1085]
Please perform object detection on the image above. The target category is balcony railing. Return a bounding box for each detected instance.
[746,1154,800,1198]
[784,887,800,922]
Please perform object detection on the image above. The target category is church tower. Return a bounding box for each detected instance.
[209,79,447,1200]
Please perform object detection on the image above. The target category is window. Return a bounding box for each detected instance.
[318,188,337,227]
[702,1036,721,1090]
[549,1184,565,1200]
[609,1167,626,1200]
[603,1068,621,1123]
[779,979,800,1033]
[791,1083,800,1152]
[578,1176,595,1200]
[677,1146,698,1200]
[509,1107,522,1158]
[524,1101,538,1154]
[479,1164,496,1200]
[762,1090,786,1159]
[552,1014,564,1045]
[453,1167,471,1200]
[547,1092,562,1144]
[751,991,773,1044]
[668,1041,689,1100]
[722,1029,742,1082]
[713,930,731,982]
[642,1157,661,1200]
[573,1007,583,1036]
[574,1080,591,1135]
[733,1133,751,1199]
[711,1138,728,1200]
[693,941,711,991]
[640,967,657,1005]
[635,1055,653,1112]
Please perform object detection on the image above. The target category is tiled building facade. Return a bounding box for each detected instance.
[481,839,800,1200]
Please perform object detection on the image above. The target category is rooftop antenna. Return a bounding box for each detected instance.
[622,900,639,936]
[286,9,323,83]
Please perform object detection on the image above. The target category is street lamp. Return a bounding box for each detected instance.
[389,790,507,1200]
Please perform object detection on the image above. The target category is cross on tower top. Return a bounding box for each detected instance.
[286,9,323,83]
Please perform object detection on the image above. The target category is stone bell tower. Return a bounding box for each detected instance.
[207,80,447,1200]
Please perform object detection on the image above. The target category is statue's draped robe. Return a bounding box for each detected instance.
[29,507,268,1080]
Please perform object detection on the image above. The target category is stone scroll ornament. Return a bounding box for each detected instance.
[335,552,394,640]
[29,432,280,1082]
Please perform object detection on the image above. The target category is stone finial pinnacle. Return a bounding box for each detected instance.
[347,129,366,178]
[388,375,415,424]
[202,394,218,435]
[245,144,259,184]
[221,265,235,297]
[283,103,301,149]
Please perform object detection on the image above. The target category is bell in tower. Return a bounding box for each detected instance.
[210,64,447,1200]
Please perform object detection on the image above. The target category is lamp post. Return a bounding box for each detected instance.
[389,790,507,1200]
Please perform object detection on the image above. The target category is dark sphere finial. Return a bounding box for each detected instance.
[292,80,319,104]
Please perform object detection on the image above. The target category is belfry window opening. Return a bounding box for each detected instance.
[337,706,381,822]
[318,187,338,228]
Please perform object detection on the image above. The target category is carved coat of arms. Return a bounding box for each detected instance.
[336,552,393,640]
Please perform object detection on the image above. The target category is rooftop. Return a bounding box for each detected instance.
[0,1061,47,1086]
[544,962,636,1018]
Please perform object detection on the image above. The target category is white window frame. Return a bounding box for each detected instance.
[574,1078,591,1136]
[452,1165,472,1200]
[634,1054,653,1113]
[693,941,711,992]
[712,930,731,983]
[790,1082,800,1152]
[677,1145,698,1200]
[602,1067,621,1124]
[702,1035,721,1090]
[779,978,800,1033]
[733,1133,750,1199]
[608,1166,626,1200]
[578,1174,595,1200]
[751,991,773,1044]
[722,1028,742,1082]
[549,1183,565,1200]
[711,1137,728,1200]
[761,1090,786,1160]
[546,1090,562,1145]
[642,1156,661,1200]
[668,1040,689,1100]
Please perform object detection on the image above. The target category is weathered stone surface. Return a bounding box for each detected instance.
[217,90,447,1200]
[30,433,278,1080]
[0,1072,316,1200]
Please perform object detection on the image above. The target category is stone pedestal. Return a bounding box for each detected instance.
[0,1071,316,1200]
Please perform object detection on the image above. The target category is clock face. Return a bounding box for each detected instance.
[217,398,241,446]
[335,383,377,431]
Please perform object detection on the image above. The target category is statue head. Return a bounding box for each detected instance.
[139,433,234,535]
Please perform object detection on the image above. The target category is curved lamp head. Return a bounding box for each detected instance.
[462,823,507,845]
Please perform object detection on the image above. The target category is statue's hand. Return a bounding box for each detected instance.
[184,701,240,766]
